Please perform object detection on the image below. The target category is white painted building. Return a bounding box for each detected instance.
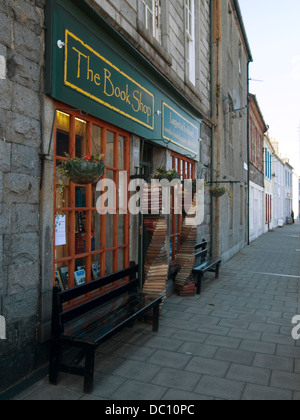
[272,153,285,228]
[292,172,299,221]
[249,182,264,241]
[283,160,293,222]
[264,134,275,232]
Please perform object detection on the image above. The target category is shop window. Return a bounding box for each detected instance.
[54,107,130,289]
[170,152,195,261]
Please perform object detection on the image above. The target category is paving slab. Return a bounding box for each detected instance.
[12,223,300,400]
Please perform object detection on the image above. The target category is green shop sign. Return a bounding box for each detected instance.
[163,103,199,157]
[65,30,154,130]
[46,0,201,161]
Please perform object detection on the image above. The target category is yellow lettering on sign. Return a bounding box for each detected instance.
[132,90,152,124]
[73,47,88,79]
[104,68,114,97]
[72,48,101,87]
[65,30,155,130]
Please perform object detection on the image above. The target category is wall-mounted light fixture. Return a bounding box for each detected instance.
[57,40,65,49]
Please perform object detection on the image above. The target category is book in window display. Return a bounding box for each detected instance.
[75,269,86,286]
[92,263,101,280]
[55,271,64,291]
[59,267,69,290]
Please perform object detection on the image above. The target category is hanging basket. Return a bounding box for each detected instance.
[210,186,226,198]
[64,160,105,185]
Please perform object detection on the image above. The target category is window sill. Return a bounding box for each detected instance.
[184,77,203,103]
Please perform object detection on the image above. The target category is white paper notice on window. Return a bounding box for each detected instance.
[55,215,66,246]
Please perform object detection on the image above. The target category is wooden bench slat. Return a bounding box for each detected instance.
[63,293,136,338]
[72,296,150,345]
[61,279,139,324]
[193,262,207,272]
[59,265,138,303]
[75,296,162,346]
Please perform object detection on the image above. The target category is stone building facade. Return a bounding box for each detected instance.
[0,0,46,392]
[211,0,252,261]
[248,94,268,242]
[0,0,214,394]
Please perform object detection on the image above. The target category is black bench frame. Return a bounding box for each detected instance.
[49,263,162,393]
[192,240,222,294]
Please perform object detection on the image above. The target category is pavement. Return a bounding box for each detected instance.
[14,222,300,400]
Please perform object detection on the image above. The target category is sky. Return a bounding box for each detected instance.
[239,0,300,174]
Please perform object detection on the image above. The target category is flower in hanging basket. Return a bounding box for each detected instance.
[153,167,181,182]
[59,154,105,185]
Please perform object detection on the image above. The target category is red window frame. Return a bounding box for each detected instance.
[53,104,130,289]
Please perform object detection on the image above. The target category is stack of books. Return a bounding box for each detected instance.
[141,184,162,215]
[175,196,197,296]
[143,217,168,305]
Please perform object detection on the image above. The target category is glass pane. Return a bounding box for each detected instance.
[56,112,70,157]
[106,169,114,182]
[92,183,101,209]
[118,215,124,246]
[105,251,114,276]
[75,118,87,158]
[106,130,114,167]
[92,125,102,157]
[55,162,70,209]
[119,136,125,169]
[75,211,87,255]
[147,10,153,32]
[91,211,101,252]
[104,169,117,213]
[56,130,70,158]
[75,187,86,208]
[106,214,114,249]
[118,249,124,272]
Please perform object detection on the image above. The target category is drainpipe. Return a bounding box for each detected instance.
[247,61,251,246]
[210,0,215,257]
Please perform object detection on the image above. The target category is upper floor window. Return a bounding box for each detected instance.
[185,0,194,40]
[265,149,272,180]
[141,0,162,43]
[185,0,196,85]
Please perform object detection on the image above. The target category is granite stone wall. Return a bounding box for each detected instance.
[0,0,46,393]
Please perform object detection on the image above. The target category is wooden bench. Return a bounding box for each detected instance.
[192,240,222,295]
[49,263,162,393]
